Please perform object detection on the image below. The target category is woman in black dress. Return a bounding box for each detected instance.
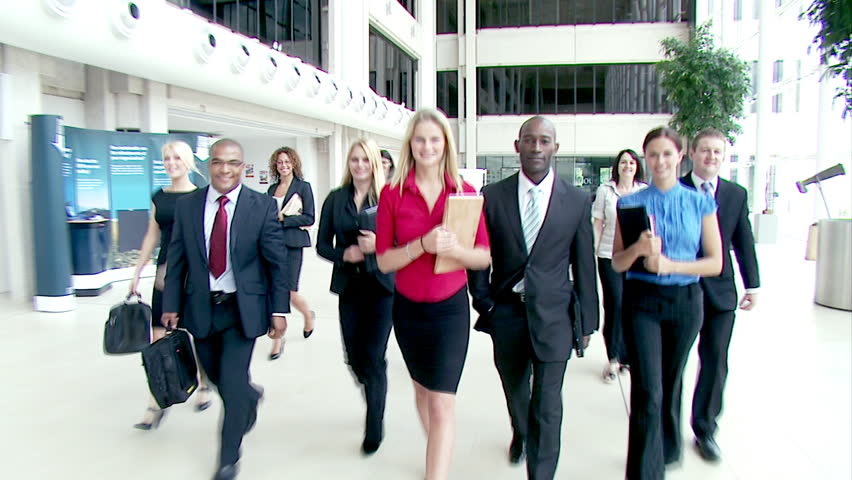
[128,140,210,429]
[266,146,316,359]
[317,138,394,455]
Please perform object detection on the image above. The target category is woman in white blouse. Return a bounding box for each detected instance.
[593,149,647,383]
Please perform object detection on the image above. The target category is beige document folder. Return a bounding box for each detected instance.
[434,194,485,274]
[281,193,303,216]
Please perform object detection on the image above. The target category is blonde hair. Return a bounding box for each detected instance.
[341,138,385,205]
[162,140,203,178]
[389,108,463,194]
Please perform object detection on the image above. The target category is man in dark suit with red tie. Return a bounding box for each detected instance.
[680,128,760,463]
[162,138,290,480]
[469,116,599,480]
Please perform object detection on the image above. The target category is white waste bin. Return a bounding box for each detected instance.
[815,219,852,311]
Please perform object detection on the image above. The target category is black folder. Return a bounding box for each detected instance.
[616,205,651,274]
[357,206,379,273]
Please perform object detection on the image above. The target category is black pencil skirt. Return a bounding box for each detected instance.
[392,286,470,394]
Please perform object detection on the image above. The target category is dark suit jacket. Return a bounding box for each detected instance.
[316,185,394,296]
[470,173,600,362]
[267,177,315,248]
[163,185,290,340]
[681,174,760,311]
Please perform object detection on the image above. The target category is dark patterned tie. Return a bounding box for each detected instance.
[209,195,228,278]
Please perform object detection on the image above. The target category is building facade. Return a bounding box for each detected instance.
[435,0,692,191]
[0,0,437,300]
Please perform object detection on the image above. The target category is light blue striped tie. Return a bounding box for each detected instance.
[523,186,542,253]
[701,181,714,196]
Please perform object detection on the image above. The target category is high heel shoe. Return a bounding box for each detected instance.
[303,310,316,338]
[269,340,284,360]
[194,386,212,412]
[133,407,166,430]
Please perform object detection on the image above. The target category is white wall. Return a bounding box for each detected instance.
[42,95,86,128]
[475,23,688,66]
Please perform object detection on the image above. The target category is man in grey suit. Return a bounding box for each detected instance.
[162,138,290,480]
[470,116,599,480]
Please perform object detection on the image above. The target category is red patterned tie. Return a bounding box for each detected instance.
[209,195,228,278]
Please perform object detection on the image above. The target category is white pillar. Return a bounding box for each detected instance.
[0,45,41,300]
[418,0,436,109]
[85,66,116,131]
[141,80,168,134]
[462,0,477,169]
[754,0,774,214]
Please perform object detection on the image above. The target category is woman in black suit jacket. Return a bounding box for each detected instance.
[317,138,394,455]
[267,146,316,359]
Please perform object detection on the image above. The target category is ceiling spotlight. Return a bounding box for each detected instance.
[302,70,321,97]
[320,77,339,104]
[261,56,278,83]
[374,99,389,119]
[337,86,353,109]
[351,92,366,112]
[390,105,405,124]
[112,1,142,38]
[43,0,79,17]
[364,95,378,115]
[195,31,217,64]
[232,44,251,74]
[280,62,302,91]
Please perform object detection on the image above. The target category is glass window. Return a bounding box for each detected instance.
[369,29,418,109]
[477,63,670,115]
[437,0,458,34]
[397,0,416,18]
[734,0,742,20]
[476,0,690,27]
[596,0,615,23]
[436,71,459,118]
[772,93,783,113]
[773,60,784,83]
[165,0,322,68]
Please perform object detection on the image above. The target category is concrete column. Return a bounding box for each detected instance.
[417,0,436,109]
[754,0,774,214]
[463,0,477,169]
[141,80,168,134]
[0,45,42,300]
[85,66,116,131]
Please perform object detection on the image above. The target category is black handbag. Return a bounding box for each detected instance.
[103,293,152,355]
[141,329,199,409]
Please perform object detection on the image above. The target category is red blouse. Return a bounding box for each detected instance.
[376,169,490,303]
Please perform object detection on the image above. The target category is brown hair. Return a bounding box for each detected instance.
[610,149,644,184]
[268,146,304,182]
[642,127,683,153]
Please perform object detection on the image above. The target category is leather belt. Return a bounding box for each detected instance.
[210,291,236,305]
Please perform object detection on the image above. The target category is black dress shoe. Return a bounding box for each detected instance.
[269,341,284,360]
[133,407,166,431]
[694,435,721,462]
[303,310,316,338]
[508,435,525,465]
[361,438,381,456]
[212,464,238,480]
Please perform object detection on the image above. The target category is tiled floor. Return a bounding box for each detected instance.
[0,239,849,479]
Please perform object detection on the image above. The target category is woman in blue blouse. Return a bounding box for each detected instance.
[612,127,722,480]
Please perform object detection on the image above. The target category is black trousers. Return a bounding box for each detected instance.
[491,300,568,480]
[339,276,393,444]
[193,299,261,467]
[624,281,702,480]
[598,257,628,363]
[691,301,736,439]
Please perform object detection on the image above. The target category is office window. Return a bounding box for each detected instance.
[477,154,616,194]
[437,0,458,33]
[734,0,742,20]
[772,93,783,113]
[773,60,784,83]
[166,0,322,68]
[397,0,416,18]
[436,71,459,118]
[730,154,739,163]
[369,29,418,109]
[477,0,692,28]
[477,64,670,115]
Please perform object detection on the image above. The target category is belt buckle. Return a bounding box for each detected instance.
[518,292,526,303]
[212,291,227,305]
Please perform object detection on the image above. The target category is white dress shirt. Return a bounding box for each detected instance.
[513,169,555,293]
[205,184,241,293]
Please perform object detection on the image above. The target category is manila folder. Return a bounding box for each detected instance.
[434,195,484,274]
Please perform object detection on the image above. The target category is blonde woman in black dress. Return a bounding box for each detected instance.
[128,140,211,429]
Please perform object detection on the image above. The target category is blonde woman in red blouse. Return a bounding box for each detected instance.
[376,108,490,480]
